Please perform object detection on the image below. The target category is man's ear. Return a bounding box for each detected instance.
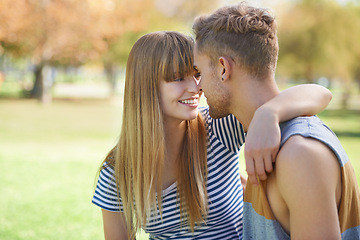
[219,56,233,81]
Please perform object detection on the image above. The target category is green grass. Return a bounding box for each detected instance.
[0,99,359,240]
[0,100,114,240]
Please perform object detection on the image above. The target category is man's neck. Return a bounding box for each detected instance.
[229,73,279,132]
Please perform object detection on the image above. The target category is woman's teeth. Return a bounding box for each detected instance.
[180,99,197,104]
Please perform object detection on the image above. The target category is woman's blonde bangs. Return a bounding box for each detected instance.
[160,33,195,82]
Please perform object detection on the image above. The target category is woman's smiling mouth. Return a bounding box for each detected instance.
[179,98,198,105]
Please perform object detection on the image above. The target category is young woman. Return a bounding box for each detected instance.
[92,31,332,240]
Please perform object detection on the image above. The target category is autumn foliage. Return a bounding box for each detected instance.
[0,0,151,65]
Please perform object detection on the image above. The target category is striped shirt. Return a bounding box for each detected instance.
[92,107,246,239]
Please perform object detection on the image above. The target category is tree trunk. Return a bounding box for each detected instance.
[31,63,53,104]
[31,64,44,99]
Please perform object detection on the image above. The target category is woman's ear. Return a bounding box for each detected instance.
[219,56,233,81]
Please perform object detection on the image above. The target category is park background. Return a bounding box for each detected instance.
[0,0,359,239]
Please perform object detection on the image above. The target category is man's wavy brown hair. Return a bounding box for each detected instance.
[193,2,279,77]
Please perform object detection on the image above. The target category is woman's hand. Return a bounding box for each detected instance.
[245,106,280,185]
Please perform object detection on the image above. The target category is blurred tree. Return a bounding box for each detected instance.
[100,0,219,97]
[154,0,216,23]
[97,0,152,97]
[277,0,360,108]
[0,0,219,101]
[0,0,151,102]
[1,0,98,102]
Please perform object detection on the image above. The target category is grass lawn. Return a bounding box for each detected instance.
[0,98,359,240]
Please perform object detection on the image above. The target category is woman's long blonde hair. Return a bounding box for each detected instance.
[104,31,207,238]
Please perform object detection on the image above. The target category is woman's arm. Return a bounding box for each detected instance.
[102,209,131,240]
[258,84,332,121]
[244,84,332,185]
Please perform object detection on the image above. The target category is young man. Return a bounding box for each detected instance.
[193,2,360,239]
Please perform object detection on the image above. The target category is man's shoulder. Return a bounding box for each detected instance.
[280,116,324,144]
[275,134,340,193]
[277,135,337,169]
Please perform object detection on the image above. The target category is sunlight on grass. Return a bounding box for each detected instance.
[0,100,121,240]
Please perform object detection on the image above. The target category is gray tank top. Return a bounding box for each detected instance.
[243,116,360,240]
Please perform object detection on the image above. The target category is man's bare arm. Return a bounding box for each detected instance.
[275,135,341,240]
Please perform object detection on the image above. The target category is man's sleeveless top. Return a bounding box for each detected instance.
[244,116,360,239]
[92,107,246,239]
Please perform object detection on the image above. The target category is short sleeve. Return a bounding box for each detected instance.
[200,107,245,153]
[92,162,123,212]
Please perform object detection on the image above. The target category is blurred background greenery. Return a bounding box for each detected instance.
[0,0,359,239]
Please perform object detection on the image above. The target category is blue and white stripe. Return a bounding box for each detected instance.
[92,106,246,239]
